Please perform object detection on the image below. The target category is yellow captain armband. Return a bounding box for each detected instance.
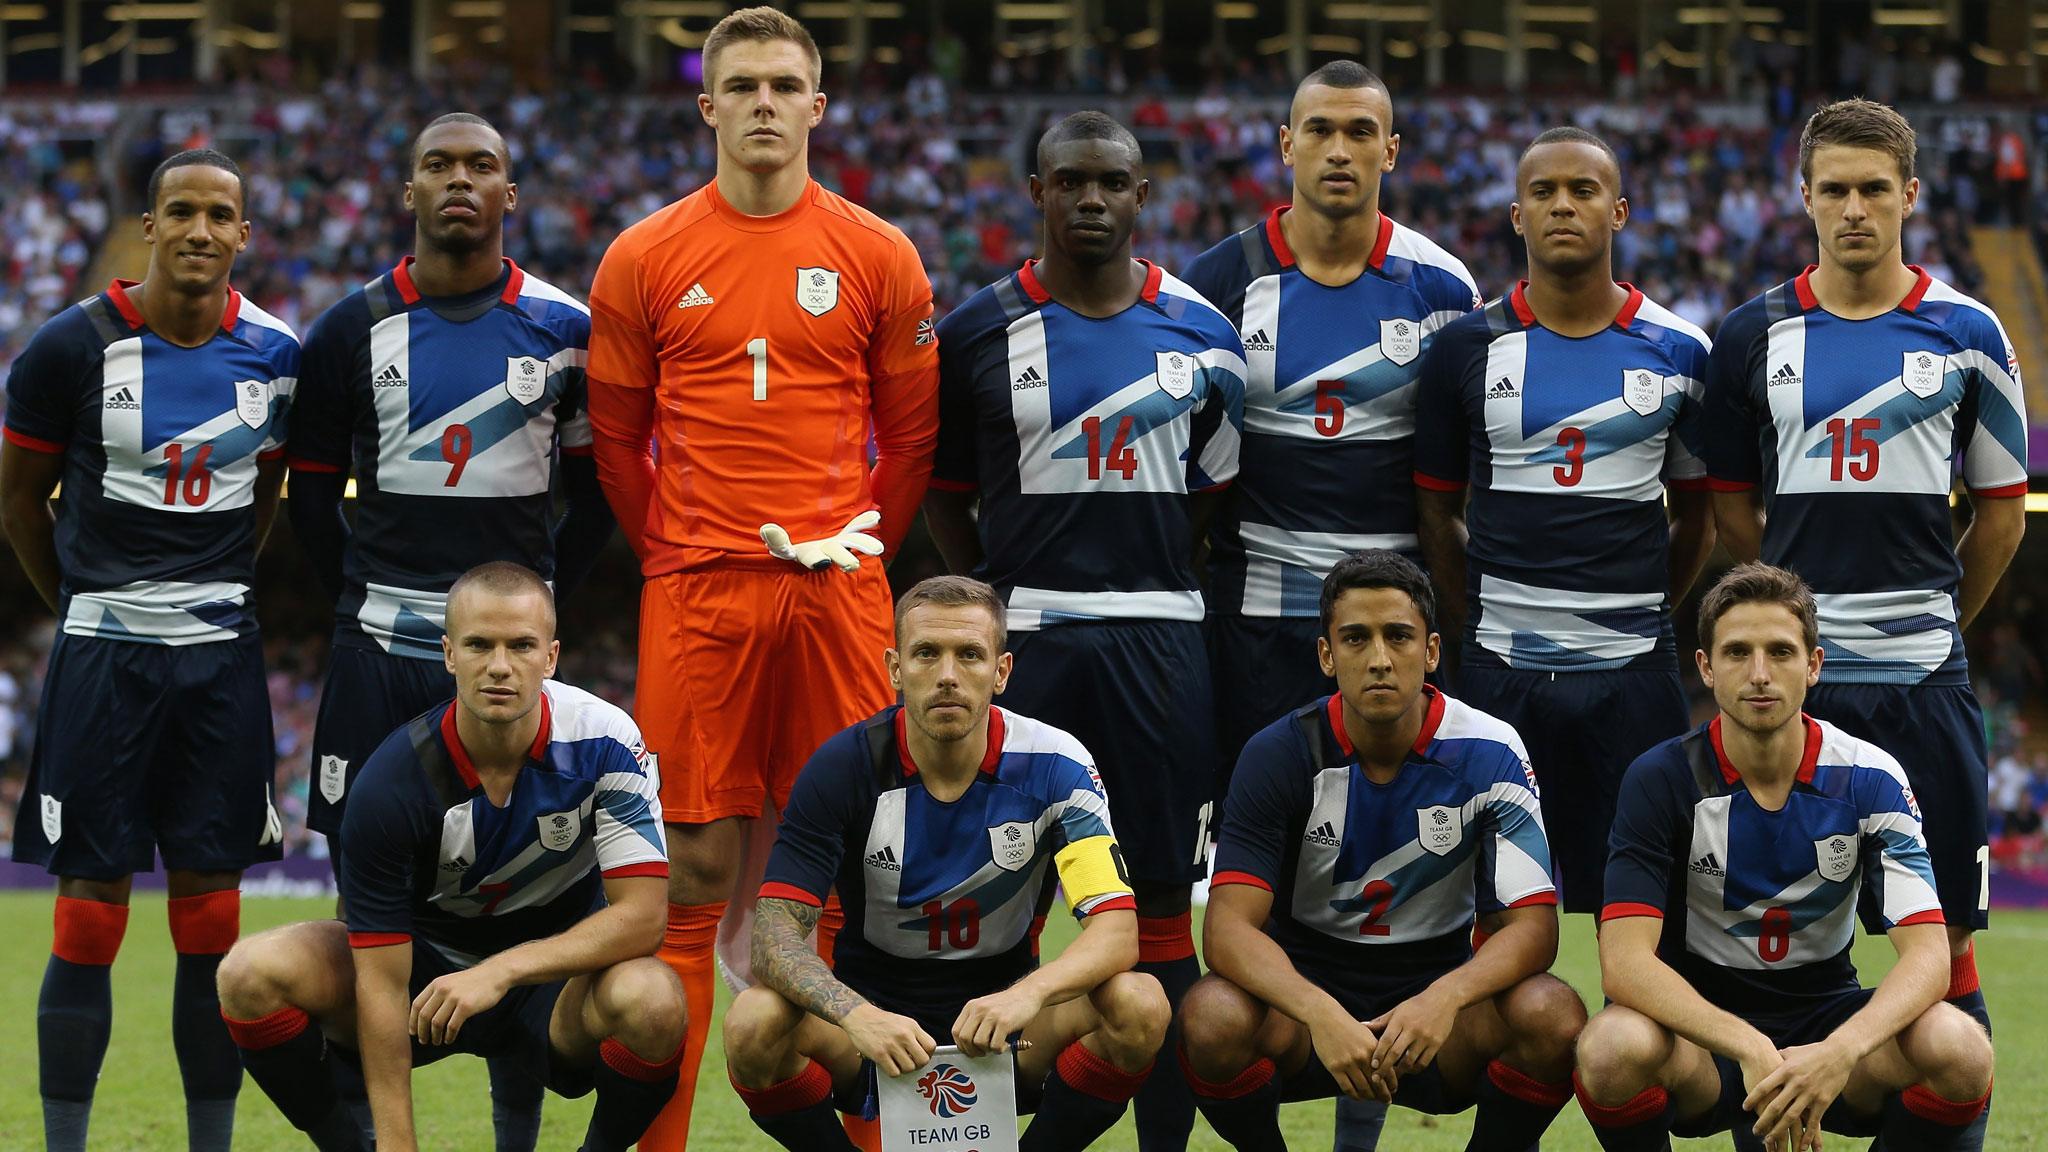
[1054,835,1134,915]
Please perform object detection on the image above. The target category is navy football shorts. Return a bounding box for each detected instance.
[1000,619,1216,887]
[1808,682,1989,931]
[1454,663,1690,914]
[12,631,279,880]
[307,644,454,835]
[1209,614,1332,794]
[1676,986,1881,1140]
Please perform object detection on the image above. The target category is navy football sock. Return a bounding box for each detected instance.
[1181,1046,1287,1152]
[1021,1041,1148,1152]
[1133,914,1199,1152]
[223,1005,364,1152]
[169,891,243,1152]
[39,897,128,1152]
[1333,1094,1389,1151]
[1882,1083,1991,1152]
[489,1056,546,1152]
[732,1060,859,1152]
[579,1037,682,1152]
[1466,1059,1571,1151]
[1573,1073,1675,1152]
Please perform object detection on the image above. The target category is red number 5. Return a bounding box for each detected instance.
[1313,380,1346,437]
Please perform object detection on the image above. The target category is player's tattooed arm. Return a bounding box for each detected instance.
[754,897,868,1024]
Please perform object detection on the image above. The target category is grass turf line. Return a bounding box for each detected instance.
[0,893,2039,1149]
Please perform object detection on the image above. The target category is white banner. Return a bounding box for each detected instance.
[877,1045,1019,1152]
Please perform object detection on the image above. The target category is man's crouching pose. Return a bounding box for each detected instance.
[1178,551,1585,1151]
[723,576,1169,1152]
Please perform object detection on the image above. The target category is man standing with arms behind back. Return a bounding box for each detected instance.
[1703,103,2026,1148]
[586,8,940,1147]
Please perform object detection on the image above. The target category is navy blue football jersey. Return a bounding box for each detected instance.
[760,706,1135,1033]
[1413,284,1711,671]
[1181,209,1480,617]
[339,680,666,967]
[2,281,298,643]
[1213,690,1554,1005]
[1701,267,2028,686]
[287,258,592,660]
[930,260,1245,629]
[1602,716,1942,1018]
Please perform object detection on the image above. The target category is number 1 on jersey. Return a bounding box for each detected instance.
[748,338,768,401]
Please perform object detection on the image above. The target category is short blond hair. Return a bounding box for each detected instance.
[1799,98,1916,186]
[703,6,821,89]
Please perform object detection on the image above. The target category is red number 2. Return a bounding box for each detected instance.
[1757,907,1792,962]
[1082,415,1138,480]
[1826,417,1880,482]
[1313,379,1346,437]
[1356,879,1395,937]
[441,423,473,487]
[161,443,214,506]
[1553,426,1586,487]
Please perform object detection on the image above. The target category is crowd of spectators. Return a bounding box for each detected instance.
[0,106,116,373]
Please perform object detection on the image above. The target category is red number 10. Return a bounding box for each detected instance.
[923,898,981,951]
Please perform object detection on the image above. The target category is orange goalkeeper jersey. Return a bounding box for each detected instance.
[586,179,938,575]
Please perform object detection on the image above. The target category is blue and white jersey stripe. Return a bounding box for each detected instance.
[288,258,593,659]
[1214,688,1554,1007]
[1604,716,1941,1016]
[1,282,300,644]
[339,679,666,967]
[932,260,1246,631]
[762,705,1135,1034]
[1414,284,1711,671]
[1183,209,1481,618]
[1703,267,2029,686]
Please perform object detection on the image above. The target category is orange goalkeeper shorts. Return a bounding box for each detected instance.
[636,561,896,825]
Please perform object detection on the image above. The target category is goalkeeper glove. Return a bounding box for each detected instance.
[760,510,885,572]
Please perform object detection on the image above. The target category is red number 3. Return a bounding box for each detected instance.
[1553,426,1586,487]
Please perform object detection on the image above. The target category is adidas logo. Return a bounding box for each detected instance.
[441,855,470,873]
[1243,328,1274,353]
[1769,362,1800,388]
[1304,821,1341,847]
[1689,851,1724,877]
[1012,366,1047,391]
[676,283,715,309]
[105,387,140,410]
[1487,376,1519,399]
[373,364,407,389]
[864,845,901,872]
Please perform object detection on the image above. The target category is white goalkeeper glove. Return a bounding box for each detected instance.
[760,510,885,572]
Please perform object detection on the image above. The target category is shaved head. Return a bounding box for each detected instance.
[1290,59,1391,126]
[1036,110,1141,174]
[1518,126,1620,191]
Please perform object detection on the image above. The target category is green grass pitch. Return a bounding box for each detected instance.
[1,892,2041,1149]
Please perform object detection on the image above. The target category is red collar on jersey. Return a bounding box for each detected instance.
[1709,713,1821,788]
[106,278,242,334]
[391,255,525,307]
[1507,280,1644,331]
[894,704,1006,779]
[1263,206,1394,272]
[441,690,555,791]
[1792,264,1931,313]
[1326,683,1446,762]
[1016,258,1163,306]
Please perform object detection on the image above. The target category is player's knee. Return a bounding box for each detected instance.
[1573,1007,1670,1103]
[215,935,287,1017]
[1176,975,1262,1080]
[723,986,801,1083]
[1501,974,1587,1063]
[1094,971,1170,1057]
[1906,1002,1993,1100]
[601,959,687,1051]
